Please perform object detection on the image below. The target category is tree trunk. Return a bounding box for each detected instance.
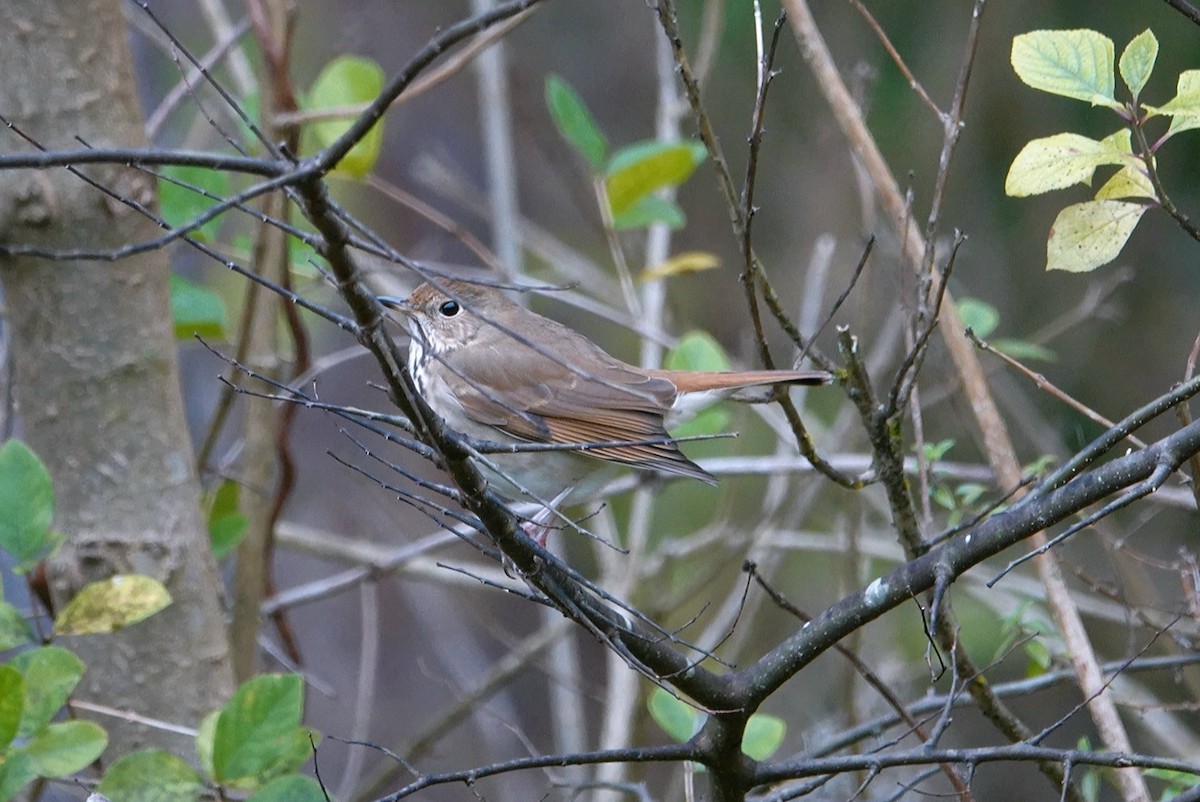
[0,0,234,757]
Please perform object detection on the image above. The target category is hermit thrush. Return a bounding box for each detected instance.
[379,280,831,508]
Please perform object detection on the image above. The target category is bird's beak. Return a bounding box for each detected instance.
[376,295,410,314]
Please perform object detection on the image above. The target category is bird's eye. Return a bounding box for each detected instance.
[438,300,460,317]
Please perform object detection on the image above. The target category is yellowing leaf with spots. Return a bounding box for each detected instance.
[1046,200,1147,272]
[1145,69,1200,137]
[1093,165,1155,201]
[1005,131,1133,197]
[54,575,172,636]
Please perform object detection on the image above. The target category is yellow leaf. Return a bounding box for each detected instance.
[1046,200,1147,272]
[641,251,721,281]
[1011,30,1118,107]
[1094,165,1155,201]
[54,575,172,635]
[1005,131,1132,197]
[1145,70,1200,137]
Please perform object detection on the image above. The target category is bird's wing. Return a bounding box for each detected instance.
[442,320,713,482]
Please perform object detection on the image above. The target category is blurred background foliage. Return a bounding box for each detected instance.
[120,1,1200,799]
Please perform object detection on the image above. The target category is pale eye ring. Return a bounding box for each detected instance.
[438,300,460,317]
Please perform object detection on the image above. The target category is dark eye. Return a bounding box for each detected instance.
[438,300,460,317]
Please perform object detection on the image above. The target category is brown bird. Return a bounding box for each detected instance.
[379,280,831,508]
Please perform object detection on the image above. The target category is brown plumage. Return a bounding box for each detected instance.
[381,280,830,502]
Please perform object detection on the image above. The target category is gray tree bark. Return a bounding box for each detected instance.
[0,0,235,757]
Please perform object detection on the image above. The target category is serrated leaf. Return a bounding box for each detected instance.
[212,674,305,786]
[0,440,58,572]
[1118,29,1157,98]
[54,575,172,636]
[604,140,707,215]
[24,720,107,778]
[159,166,229,243]
[611,195,686,231]
[1146,70,1200,137]
[11,647,83,738]
[247,775,326,802]
[647,687,702,743]
[306,55,386,178]
[170,274,228,340]
[0,603,32,651]
[1046,199,1147,272]
[956,298,1000,338]
[992,338,1057,362]
[1093,164,1156,201]
[741,713,786,760]
[0,666,23,752]
[641,252,720,282]
[545,74,607,170]
[0,750,37,802]
[1005,131,1132,196]
[208,480,249,560]
[97,749,204,802]
[1011,29,1117,107]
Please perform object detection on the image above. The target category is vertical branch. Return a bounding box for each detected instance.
[781,2,1150,800]
[469,0,521,279]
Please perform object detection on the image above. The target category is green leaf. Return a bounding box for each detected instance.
[306,55,386,178]
[208,480,249,560]
[956,298,1000,338]
[545,74,607,170]
[159,165,229,243]
[170,274,229,340]
[741,713,786,760]
[641,251,720,282]
[604,140,707,215]
[664,331,733,439]
[1022,638,1052,672]
[0,666,24,752]
[0,440,59,572]
[922,439,956,463]
[24,720,107,778]
[666,330,732,374]
[194,710,218,782]
[54,575,172,636]
[1046,199,1148,272]
[611,195,686,231]
[1118,29,1157,98]
[247,774,327,802]
[0,750,37,802]
[11,647,84,738]
[992,338,1056,362]
[98,749,205,802]
[1093,165,1156,202]
[1145,768,1200,799]
[212,674,306,786]
[1011,29,1117,107]
[0,603,32,651]
[1146,70,1200,137]
[931,485,956,512]
[647,687,702,743]
[1005,130,1133,197]
[954,482,988,507]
